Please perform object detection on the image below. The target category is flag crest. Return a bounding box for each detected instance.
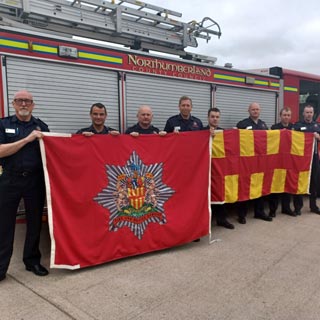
[94,151,175,239]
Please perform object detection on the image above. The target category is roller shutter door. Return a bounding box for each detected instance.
[125,74,211,131]
[215,85,277,129]
[5,57,119,133]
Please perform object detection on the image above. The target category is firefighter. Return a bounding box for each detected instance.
[164,95,203,242]
[206,107,234,230]
[236,102,272,224]
[76,102,119,136]
[125,105,165,136]
[268,107,299,217]
[293,105,320,214]
[0,90,49,281]
[164,96,203,132]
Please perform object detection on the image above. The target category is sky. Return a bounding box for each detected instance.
[144,0,320,75]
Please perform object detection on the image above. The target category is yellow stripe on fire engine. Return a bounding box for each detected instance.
[249,172,264,199]
[254,79,269,86]
[214,73,245,83]
[271,169,286,193]
[0,39,28,50]
[33,44,58,54]
[291,131,305,156]
[79,51,122,64]
[211,131,225,158]
[239,130,254,156]
[269,82,280,88]
[284,86,298,92]
[267,130,280,154]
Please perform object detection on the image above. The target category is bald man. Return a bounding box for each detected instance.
[236,102,272,224]
[125,105,164,136]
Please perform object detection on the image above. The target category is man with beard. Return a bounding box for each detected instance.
[0,90,49,281]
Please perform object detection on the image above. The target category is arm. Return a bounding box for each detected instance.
[0,130,44,158]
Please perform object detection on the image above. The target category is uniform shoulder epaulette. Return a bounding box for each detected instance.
[35,117,49,128]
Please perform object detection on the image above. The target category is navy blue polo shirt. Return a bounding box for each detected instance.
[271,122,293,130]
[125,123,160,134]
[293,121,320,133]
[76,125,116,134]
[236,117,268,130]
[0,115,49,172]
[164,114,203,133]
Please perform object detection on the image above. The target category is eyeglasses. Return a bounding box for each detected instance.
[14,98,33,106]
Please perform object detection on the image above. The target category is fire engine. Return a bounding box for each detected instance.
[0,0,280,133]
[254,67,320,122]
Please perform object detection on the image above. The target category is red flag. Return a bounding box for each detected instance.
[41,131,211,269]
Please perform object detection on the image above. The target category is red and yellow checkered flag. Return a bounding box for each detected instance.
[211,129,315,203]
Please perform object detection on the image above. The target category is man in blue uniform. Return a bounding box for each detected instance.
[268,107,299,217]
[164,96,202,242]
[293,105,320,214]
[77,102,119,136]
[126,105,163,135]
[207,108,235,230]
[164,96,203,132]
[236,102,272,224]
[0,90,49,281]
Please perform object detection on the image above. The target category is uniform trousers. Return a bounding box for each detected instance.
[0,170,45,275]
[212,204,227,223]
[238,197,266,219]
[268,193,302,212]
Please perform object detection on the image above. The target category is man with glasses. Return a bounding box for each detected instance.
[0,90,49,282]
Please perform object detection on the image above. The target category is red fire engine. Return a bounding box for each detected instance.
[254,67,320,123]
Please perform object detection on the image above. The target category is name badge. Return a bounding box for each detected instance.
[5,128,16,134]
[301,127,306,131]
[174,126,181,132]
[246,126,253,130]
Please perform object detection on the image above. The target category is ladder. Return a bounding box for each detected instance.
[0,0,221,57]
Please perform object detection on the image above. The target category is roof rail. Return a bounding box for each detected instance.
[0,0,222,55]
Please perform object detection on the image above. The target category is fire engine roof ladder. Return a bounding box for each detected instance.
[0,0,221,60]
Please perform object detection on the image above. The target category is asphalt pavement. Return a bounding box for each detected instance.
[1,198,320,320]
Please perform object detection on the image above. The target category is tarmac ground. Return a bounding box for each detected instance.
[1,197,320,320]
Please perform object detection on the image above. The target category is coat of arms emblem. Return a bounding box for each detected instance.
[95,151,175,239]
